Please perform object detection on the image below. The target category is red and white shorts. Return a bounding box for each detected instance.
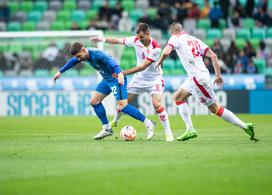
[180,76,216,106]
[127,77,164,95]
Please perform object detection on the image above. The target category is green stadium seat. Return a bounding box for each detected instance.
[147,8,157,20]
[120,59,131,70]
[130,9,143,22]
[253,58,266,73]
[204,39,214,47]
[163,59,175,70]
[92,0,104,10]
[65,21,72,30]
[265,67,272,76]
[242,18,255,29]
[109,0,118,7]
[23,44,36,52]
[235,39,246,49]
[21,1,34,12]
[267,28,272,38]
[58,11,71,22]
[63,69,79,77]
[207,29,222,39]
[79,20,89,30]
[0,44,7,52]
[50,21,65,30]
[22,22,36,31]
[8,2,19,13]
[28,11,42,23]
[7,22,21,31]
[63,1,76,11]
[236,29,251,39]
[34,1,48,12]
[86,10,98,20]
[72,10,86,23]
[121,1,135,12]
[34,70,49,77]
[9,44,23,53]
[249,39,260,49]
[219,19,226,29]
[198,19,211,30]
[252,28,266,39]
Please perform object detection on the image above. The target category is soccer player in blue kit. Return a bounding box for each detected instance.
[53,42,155,140]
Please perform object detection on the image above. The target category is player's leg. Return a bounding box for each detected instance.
[92,81,113,140]
[208,102,257,141]
[110,93,137,128]
[173,87,197,141]
[113,78,155,140]
[151,93,174,141]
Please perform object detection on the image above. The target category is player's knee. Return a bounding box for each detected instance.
[90,98,100,106]
[208,103,220,114]
[152,101,161,110]
[117,100,127,109]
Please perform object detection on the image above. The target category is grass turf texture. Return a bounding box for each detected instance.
[0,115,271,195]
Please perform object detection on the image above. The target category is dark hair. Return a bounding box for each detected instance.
[136,23,150,34]
[70,42,83,55]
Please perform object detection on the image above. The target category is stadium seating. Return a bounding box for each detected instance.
[236,29,251,39]
[207,29,222,39]
[253,58,266,74]
[7,22,21,31]
[34,1,48,12]
[20,1,34,12]
[22,22,36,31]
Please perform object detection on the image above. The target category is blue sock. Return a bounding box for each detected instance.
[92,103,109,125]
[121,104,145,122]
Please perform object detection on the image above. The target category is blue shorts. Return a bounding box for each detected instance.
[95,77,128,101]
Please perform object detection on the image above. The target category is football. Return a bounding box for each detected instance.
[120,126,136,141]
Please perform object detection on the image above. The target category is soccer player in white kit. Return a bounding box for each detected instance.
[90,23,174,141]
[157,22,257,142]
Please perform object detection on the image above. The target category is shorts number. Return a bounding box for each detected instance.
[110,86,117,95]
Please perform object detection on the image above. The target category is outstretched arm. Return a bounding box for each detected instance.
[53,57,79,83]
[156,45,173,68]
[123,59,152,75]
[205,48,224,87]
[90,36,123,45]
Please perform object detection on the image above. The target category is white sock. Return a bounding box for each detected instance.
[143,118,152,128]
[103,123,110,130]
[113,107,123,123]
[156,107,172,135]
[216,107,246,129]
[176,101,194,131]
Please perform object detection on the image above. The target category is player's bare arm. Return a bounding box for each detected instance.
[123,59,152,75]
[205,49,224,87]
[90,36,123,44]
[117,72,124,85]
[156,45,173,68]
[53,71,62,83]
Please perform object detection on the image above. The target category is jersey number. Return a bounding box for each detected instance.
[110,86,117,95]
[187,40,201,58]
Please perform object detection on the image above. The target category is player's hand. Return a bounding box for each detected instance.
[118,72,124,85]
[214,76,224,88]
[156,63,162,70]
[53,71,62,83]
[112,73,118,78]
[90,36,104,43]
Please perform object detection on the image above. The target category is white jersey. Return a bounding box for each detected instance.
[123,36,162,86]
[167,32,210,78]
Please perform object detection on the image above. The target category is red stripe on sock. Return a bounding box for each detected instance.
[156,107,164,113]
[216,106,224,117]
[176,100,186,105]
[117,108,121,113]
[193,77,211,98]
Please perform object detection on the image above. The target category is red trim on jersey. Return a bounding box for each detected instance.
[193,77,211,98]
[176,100,186,105]
[216,106,224,117]
[156,107,165,113]
[203,47,209,56]
[151,39,161,49]
[146,57,155,62]
[134,37,139,43]
[167,44,174,49]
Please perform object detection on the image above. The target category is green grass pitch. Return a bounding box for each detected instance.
[0,115,272,195]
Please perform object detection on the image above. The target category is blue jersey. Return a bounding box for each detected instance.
[59,48,122,81]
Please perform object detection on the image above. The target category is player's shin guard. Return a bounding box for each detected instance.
[216,106,246,129]
[121,104,145,122]
[91,103,109,128]
[156,107,172,135]
[176,101,194,131]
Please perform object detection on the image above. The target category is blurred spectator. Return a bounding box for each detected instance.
[34,54,51,70]
[96,15,110,30]
[158,2,172,20]
[200,0,210,18]
[71,22,81,30]
[87,20,98,30]
[111,2,124,29]
[98,2,111,21]
[211,39,225,59]
[219,0,230,20]
[218,58,231,73]
[152,13,168,33]
[237,50,249,70]
[233,1,246,17]
[174,2,188,23]
[188,3,200,19]
[245,0,255,17]
[253,7,270,27]
[243,40,256,58]
[6,53,20,74]
[257,40,271,62]
[0,2,10,23]
[230,10,241,27]
[138,14,152,25]
[42,43,59,63]
[246,58,258,74]
[0,52,8,71]
[118,11,132,32]
[20,53,33,71]
[226,40,240,72]
[209,1,223,28]
[204,57,214,74]
[233,60,244,74]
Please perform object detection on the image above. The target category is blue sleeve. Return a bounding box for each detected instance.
[59,57,79,73]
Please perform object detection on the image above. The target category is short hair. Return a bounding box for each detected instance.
[169,22,183,33]
[70,42,83,55]
[136,23,150,34]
